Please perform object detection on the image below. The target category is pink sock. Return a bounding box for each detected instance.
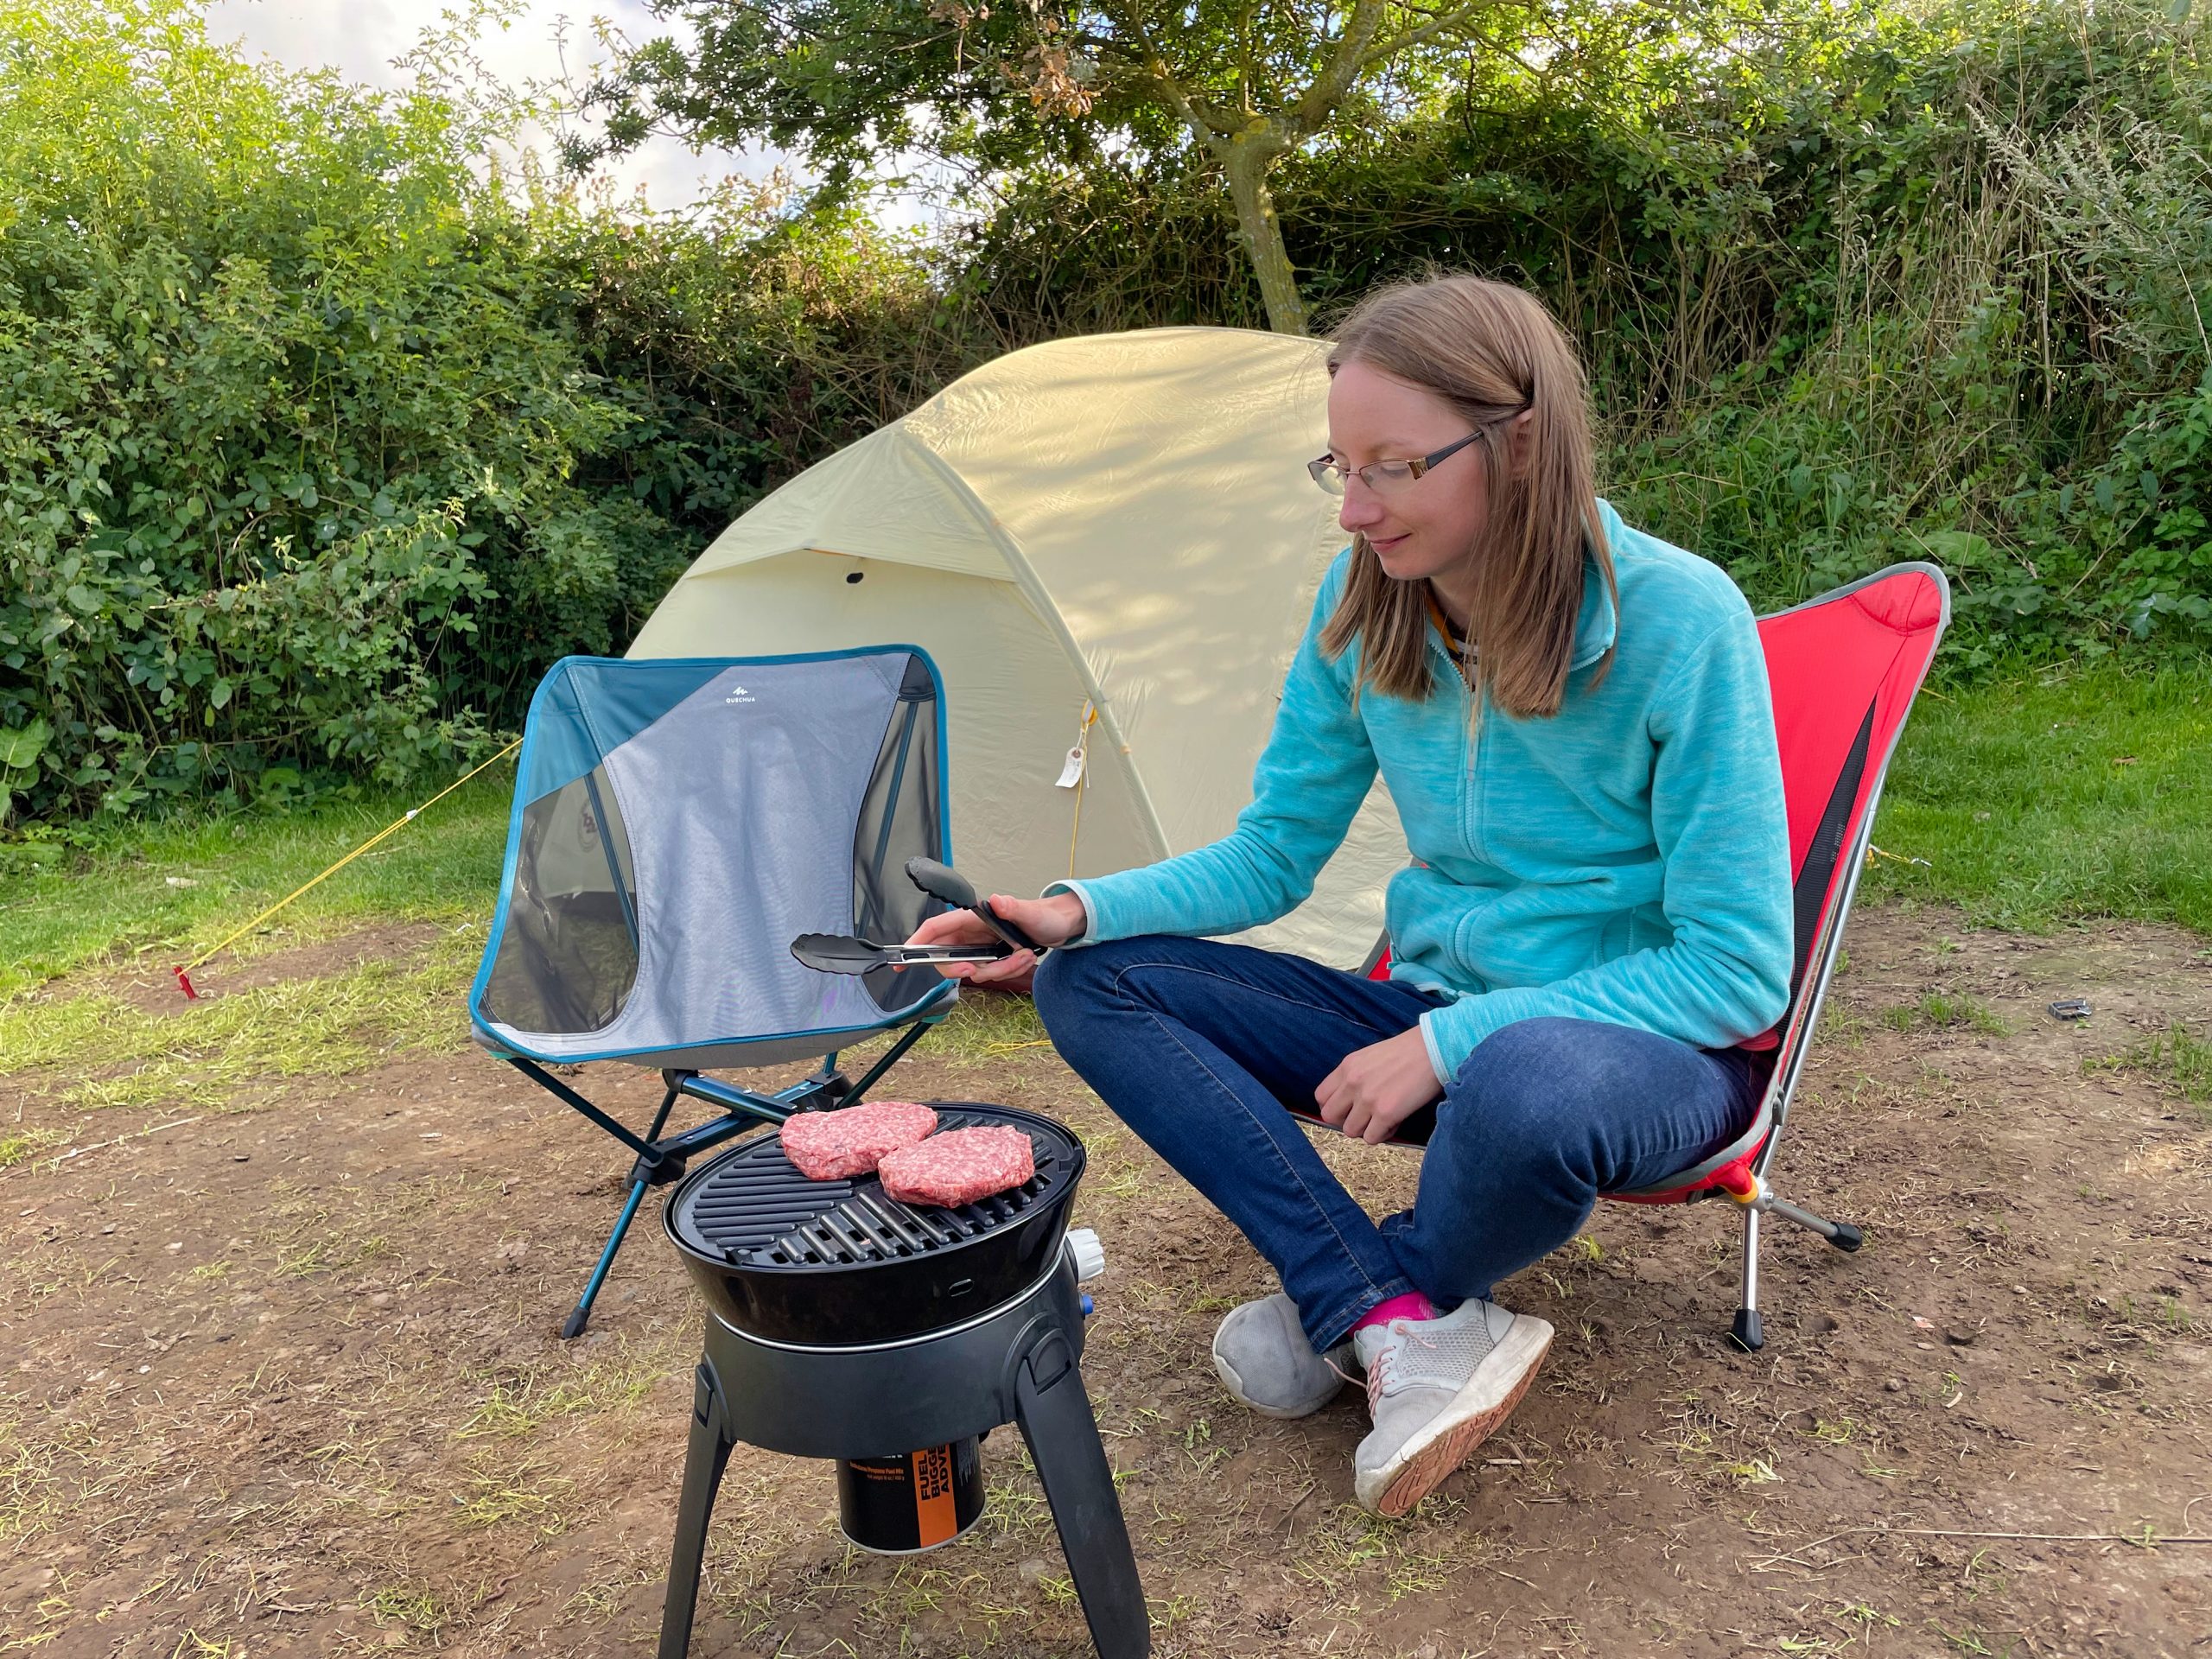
[1351,1292,1435,1334]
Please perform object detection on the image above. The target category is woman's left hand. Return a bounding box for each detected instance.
[1314,1029,1444,1145]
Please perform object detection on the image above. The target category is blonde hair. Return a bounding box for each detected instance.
[1319,275,1616,719]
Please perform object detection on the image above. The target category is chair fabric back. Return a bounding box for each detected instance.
[470,650,956,1070]
[1748,564,1950,1090]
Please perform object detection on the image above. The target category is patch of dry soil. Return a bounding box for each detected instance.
[2,906,2207,1656]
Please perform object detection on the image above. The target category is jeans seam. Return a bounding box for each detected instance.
[1130,997,1398,1311]
[1457,1069,1756,1192]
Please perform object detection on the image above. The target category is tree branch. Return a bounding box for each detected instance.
[1090,0,1239,140]
[1287,0,1388,137]
[1357,0,1501,73]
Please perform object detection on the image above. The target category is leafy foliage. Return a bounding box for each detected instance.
[592,0,1565,333]
[0,0,685,817]
[943,0,2212,664]
[3,0,2209,828]
[534,181,978,544]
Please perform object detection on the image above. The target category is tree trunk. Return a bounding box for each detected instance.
[1219,128,1306,336]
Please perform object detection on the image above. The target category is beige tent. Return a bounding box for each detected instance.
[627,326,1404,968]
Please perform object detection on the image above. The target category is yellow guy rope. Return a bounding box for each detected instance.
[172,737,522,998]
[1065,702,1098,879]
[1866,842,1931,870]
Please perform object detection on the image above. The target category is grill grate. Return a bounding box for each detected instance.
[672,1107,1072,1270]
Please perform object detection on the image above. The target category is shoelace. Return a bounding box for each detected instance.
[1360,1322,1443,1414]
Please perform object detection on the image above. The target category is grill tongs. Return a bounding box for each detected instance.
[791,856,1046,976]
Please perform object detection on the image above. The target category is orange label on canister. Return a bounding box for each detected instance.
[911,1444,957,1548]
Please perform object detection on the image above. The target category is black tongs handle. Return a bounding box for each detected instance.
[904,856,1043,954]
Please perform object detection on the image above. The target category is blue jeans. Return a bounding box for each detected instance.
[1032,935,1764,1351]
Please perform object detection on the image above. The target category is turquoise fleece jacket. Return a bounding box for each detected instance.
[1046,500,1793,1086]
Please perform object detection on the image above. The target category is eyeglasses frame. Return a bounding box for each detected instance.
[1306,404,1533,497]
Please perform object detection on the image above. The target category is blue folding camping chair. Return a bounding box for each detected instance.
[469,648,960,1337]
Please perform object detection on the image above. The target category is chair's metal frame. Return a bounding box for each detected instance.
[1599,563,1949,1350]
[1601,746,1891,1353]
[505,1016,945,1338]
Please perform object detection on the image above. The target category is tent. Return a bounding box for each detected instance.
[626,326,1404,968]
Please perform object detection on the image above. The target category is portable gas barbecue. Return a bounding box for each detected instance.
[656,1102,1148,1659]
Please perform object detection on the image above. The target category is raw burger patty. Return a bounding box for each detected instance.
[878,1125,1036,1207]
[779,1100,938,1181]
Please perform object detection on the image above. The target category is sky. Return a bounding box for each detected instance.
[201,0,932,224]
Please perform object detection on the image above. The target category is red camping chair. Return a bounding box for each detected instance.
[1344,563,1950,1351]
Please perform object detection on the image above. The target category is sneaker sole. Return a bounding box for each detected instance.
[1365,1317,1554,1517]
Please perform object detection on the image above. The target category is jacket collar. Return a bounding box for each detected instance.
[1567,550,1618,671]
[1420,503,1618,675]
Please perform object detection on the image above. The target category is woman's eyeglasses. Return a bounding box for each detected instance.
[1306,406,1530,498]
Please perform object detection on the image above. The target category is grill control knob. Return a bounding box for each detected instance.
[1065,1227,1106,1282]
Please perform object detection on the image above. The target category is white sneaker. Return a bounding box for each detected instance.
[1351,1299,1553,1516]
[1211,1294,1358,1419]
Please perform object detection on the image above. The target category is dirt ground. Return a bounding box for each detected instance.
[3,906,2209,1658]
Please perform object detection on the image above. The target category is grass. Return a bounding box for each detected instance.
[450,1455,571,1534]
[1878,992,2011,1035]
[911,988,1049,1062]
[0,1128,63,1168]
[2085,1021,2212,1114]
[0,656,2203,1062]
[0,778,513,1001]
[359,1585,451,1639]
[454,1351,666,1440]
[0,1406,58,1542]
[1866,660,2212,933]
[0,930,479,1113]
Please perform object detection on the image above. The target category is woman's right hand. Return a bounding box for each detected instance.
[899,891,1087,988]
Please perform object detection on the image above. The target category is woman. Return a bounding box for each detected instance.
[905,275,1792,1518]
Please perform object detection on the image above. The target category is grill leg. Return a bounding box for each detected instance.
[1014,1332,1150,1659]
[658,1360,736,1659]
[1731,1205,1764,1353]
[563,1178,650,1339]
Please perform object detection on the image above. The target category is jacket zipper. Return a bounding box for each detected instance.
[1429,631,1483,863]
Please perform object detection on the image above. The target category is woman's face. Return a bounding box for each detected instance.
[1325,359,1490,585]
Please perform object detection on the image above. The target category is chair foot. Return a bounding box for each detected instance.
[1763,1192,1861,1249]
[1730,1307,1764,1352]
[560,1308,591,1340]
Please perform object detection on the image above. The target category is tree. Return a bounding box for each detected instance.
[595,2,1525,334]
[0,0,691,814]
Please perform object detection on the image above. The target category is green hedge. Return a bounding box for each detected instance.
[949,0,2212,671]
[4,0,2208,824]
[0,1,701,817]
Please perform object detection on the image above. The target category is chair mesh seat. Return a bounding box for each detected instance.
[471,650,954,1069]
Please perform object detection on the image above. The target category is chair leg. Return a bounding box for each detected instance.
[1762,1192,1864,1252]
[561,1177,651,1339]
[1731,1205,1764,1352]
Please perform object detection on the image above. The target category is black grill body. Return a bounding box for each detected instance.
[656,1103,1148,1659]
[664,1103,1084,1345]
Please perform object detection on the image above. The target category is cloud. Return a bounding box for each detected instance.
[201,0,784,213]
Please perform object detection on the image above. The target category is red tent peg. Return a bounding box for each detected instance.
[172,965,199,1001]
